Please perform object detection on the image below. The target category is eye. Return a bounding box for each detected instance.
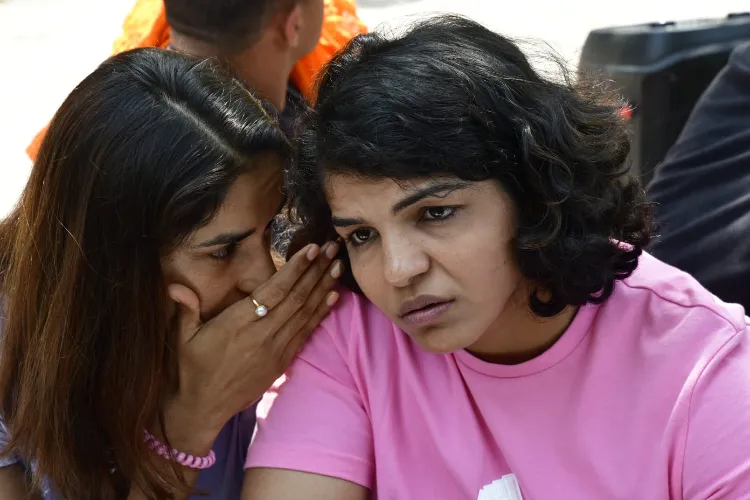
[209,242,238,260]
[422,206,457,221]
[347,228,377,247]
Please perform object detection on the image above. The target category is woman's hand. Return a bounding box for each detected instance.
[161,241,343,455]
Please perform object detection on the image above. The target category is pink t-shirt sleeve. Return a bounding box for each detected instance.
[682,324,750,499]
[245,293,374,489]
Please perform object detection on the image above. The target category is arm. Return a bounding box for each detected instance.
[0,417,40,500]
[127,242,342,499]
[0,465,40,500]
[682,326,750,499]
[125,419,211,500]
[242,468,368,500]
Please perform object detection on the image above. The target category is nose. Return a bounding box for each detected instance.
[237,249,277,296]
[383,234,430,288]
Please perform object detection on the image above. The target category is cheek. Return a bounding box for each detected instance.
[194,275,234,314]
[448,218,520,302]
[349,251,388,305]
[164,260,238,319]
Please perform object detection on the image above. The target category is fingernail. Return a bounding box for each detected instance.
[306,244,319,261]
[326,291,340,307]
[330,260,343,279]
[325,242,339,260]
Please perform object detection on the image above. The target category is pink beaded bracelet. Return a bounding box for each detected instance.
[144,430,216,470]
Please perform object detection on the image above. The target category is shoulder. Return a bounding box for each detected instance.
[307,290,395,345]
[0,420,21,469]
[726,41,750,76]
[593,252,747,388]
[679,312,750,497]
[0,311,18,469]
[0,306,30,471]
[298,290,397,362]
[598,254,750,495]
[294,290,425,390]
[614,252,745,336]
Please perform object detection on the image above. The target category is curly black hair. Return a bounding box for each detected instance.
[289,15,653,317]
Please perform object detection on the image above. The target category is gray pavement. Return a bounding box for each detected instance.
[0,0,747,217]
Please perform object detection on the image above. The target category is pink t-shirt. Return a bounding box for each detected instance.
[246,253,750,499]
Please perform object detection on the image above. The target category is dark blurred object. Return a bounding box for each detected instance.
[579,12,750,185]
[646,42,750,309]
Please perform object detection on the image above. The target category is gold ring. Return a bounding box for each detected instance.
[252,298,268,318]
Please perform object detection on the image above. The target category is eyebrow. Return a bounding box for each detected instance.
[330,180,471,228]
[195,228,255,248]
[392,180,470,213]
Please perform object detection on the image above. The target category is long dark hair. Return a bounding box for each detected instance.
[290,15,653,317]
[0,48,289,499]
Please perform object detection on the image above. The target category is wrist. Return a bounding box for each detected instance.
[160,427,217,458]
[145,430,217,471]
[158,402,222,457]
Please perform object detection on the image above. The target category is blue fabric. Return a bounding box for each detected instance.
[0,407,257,499]
[647,43,750,309]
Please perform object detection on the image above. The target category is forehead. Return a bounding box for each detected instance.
[326,175,423,210]
[327,172,476,201]
[326,174,393,195]
[188,159,284,240]
[222,166,283,213]
[325,174,513,220]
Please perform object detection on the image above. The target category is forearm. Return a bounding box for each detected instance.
[127,411,220,500]
[242,468,370,500]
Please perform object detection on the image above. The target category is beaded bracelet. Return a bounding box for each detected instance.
[144,430,216,470]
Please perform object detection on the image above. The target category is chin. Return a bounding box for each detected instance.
[406,325,473,355]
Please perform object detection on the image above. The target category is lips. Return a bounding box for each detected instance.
[398,295,454,327]
[398,295,451,316]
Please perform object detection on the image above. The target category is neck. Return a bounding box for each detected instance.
[170,31,292,110]
[466,284,578,364]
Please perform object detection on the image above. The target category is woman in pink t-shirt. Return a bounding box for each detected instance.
[242,15,750,499]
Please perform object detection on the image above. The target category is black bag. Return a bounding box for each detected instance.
[579,12,750,185]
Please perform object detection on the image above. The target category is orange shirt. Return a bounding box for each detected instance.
[26,0,367,160]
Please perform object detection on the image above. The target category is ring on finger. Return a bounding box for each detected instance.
[252,298,269,318]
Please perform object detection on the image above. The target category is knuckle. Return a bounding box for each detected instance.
[258,287,284,308]
[289,288,308,308]
[301,298,319,318]
[314,259,331,275]
[310,306,328,324]
[295,302,319,328]
[296,308,312,326]
[285,257,309,278]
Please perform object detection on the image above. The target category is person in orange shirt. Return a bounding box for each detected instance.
[27,0,367,159]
